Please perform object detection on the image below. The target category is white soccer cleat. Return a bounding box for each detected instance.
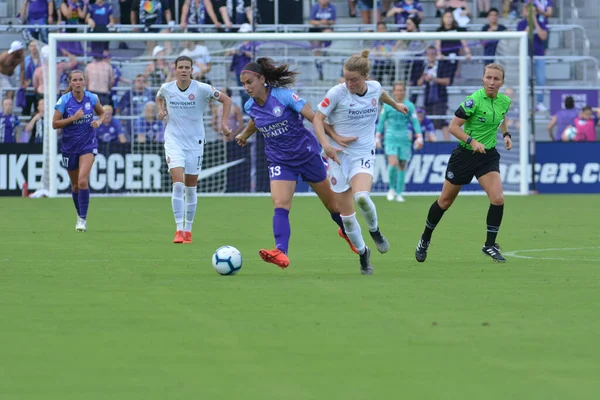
[386,189,396,201]
[395,194,405,203]
[75,217,87,232]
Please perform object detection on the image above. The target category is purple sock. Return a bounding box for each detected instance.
[330,212,346,235]
[273,208,291,254]
[72,191,80,216]
[78,188,90,219]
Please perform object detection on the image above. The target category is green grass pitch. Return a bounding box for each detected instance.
[1,194,599,399]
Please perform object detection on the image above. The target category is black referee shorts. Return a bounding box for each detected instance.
[445,146,500,185]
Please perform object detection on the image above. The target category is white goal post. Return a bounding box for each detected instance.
[46,31,529,197]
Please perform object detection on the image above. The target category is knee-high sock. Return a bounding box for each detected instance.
[78,189,90,219]
[184,186,197,232]
[422,200,447,241]
[396,168,406,195]
[341,213,366,254]
[330,212,346,235]
[486,204,504,246]
[388,165,397,192]
[172,182,185,231]
[273,208,291,254]
[354,191,379,232]
[72,191,80,216]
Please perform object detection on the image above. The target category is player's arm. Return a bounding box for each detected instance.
[498,118,512,150]
[375,106,388,148]
[379,90,408,114]
[91,101,105,128]
[156,89,167,120]
[215,90,232,136]
[52,109,82,129]
[547,114,557,140]
[313,111,342,164]
[235,119,257,146]
[409,106,424,149]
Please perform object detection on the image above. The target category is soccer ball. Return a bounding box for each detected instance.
[212,246,243,275]
[562,126,577,141]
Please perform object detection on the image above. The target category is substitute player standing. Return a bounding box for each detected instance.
[414,63,512,263]
[313,50,408,274]
[375,81,422,203]
[156,55,233,244]
[52,70,105,232]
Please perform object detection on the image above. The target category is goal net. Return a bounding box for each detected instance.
[40,31,529,197]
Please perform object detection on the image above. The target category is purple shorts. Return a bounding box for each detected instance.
[61,148,98,171]
[268,153,328,183]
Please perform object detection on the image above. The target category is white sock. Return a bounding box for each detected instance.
[172,182,185,231]
[341,213,366,254]
[184,186,197,232]
[354,191,379,232]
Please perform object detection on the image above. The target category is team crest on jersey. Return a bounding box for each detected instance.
[331,176,337,185]
[292,93,301,102]
[188,94,195,100]
[212,90,221,99]
[272,106,283,117]
[465,99,475,109]
[321,98,330,108]
[85,102,91,110]
[167,156,171,164]
[371,99,377,106]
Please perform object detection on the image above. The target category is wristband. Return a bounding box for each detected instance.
[466,137,472,145]
[503,132,511,139]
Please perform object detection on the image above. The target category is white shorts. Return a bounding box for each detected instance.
[327,152,376,193]
[165,145,204,175]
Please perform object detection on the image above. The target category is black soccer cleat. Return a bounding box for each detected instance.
[482,245,506,263]
[359,247,374,275]
[369,228,390,253]
[415,236,430,263]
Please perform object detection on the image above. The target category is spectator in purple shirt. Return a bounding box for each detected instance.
[20,0,55,43]
[96,105,126,143]
[227,23,255,110]
[481,8,507,66]
[0,98,21,143]
[86,0,115,56]
[517,4,548,112]
[386,0,424,26]
[310,0,336,80]
[134,101,164,143]
[547,96,579,141]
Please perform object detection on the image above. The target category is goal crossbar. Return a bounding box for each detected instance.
[47,31,530,196]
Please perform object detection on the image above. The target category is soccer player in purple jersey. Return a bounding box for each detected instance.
[52,70,105,232]
[235,58,359,269]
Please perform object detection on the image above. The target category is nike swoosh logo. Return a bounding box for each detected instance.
[196,159,246,180]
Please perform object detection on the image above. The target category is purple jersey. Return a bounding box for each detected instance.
[88,3,113,27]
[244,87,319,166]
[133,117,164,142]
[517,18,548,56]
[96,119,123,142]
[55,90,99,154]
[0,113,20,143]
[555,109,579,141]
[28,0,50,20]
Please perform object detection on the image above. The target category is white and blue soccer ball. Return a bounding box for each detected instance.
[562,126,577,141]
[212,246,243,275]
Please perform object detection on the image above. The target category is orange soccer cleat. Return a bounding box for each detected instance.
[173,230,184,244]
[182,231,192,244]
[259,248,290,269]
[338,228,359,254]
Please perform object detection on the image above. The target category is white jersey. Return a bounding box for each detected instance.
[318,80,382,157]
[157,80,220,150]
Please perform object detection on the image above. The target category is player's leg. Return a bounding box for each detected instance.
[386,152,399,201]
[477,150,506,262]
[166,147,187,243]
[63,153,81,219]
[303,154,357,254]
[181,151,203,244]
[350,166,389,254]
[259,178,296,268]
[396,144,412,202]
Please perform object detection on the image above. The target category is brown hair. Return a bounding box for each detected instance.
[63,70,85,94]
[254,57,299,88]
[484,63,505,81]
[393,81,406,90]
[344,50,371,77]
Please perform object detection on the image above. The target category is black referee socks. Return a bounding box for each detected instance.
[422,200,447,241]
[485,203,504,246]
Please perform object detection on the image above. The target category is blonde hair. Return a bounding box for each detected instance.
[344,49,371,77]
[484,63,505,81]
[63,70,85,94]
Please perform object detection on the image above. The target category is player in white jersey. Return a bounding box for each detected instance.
[156,56,233,244]
[313,50,408,274]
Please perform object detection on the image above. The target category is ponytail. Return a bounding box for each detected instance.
[255,57,298,88]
